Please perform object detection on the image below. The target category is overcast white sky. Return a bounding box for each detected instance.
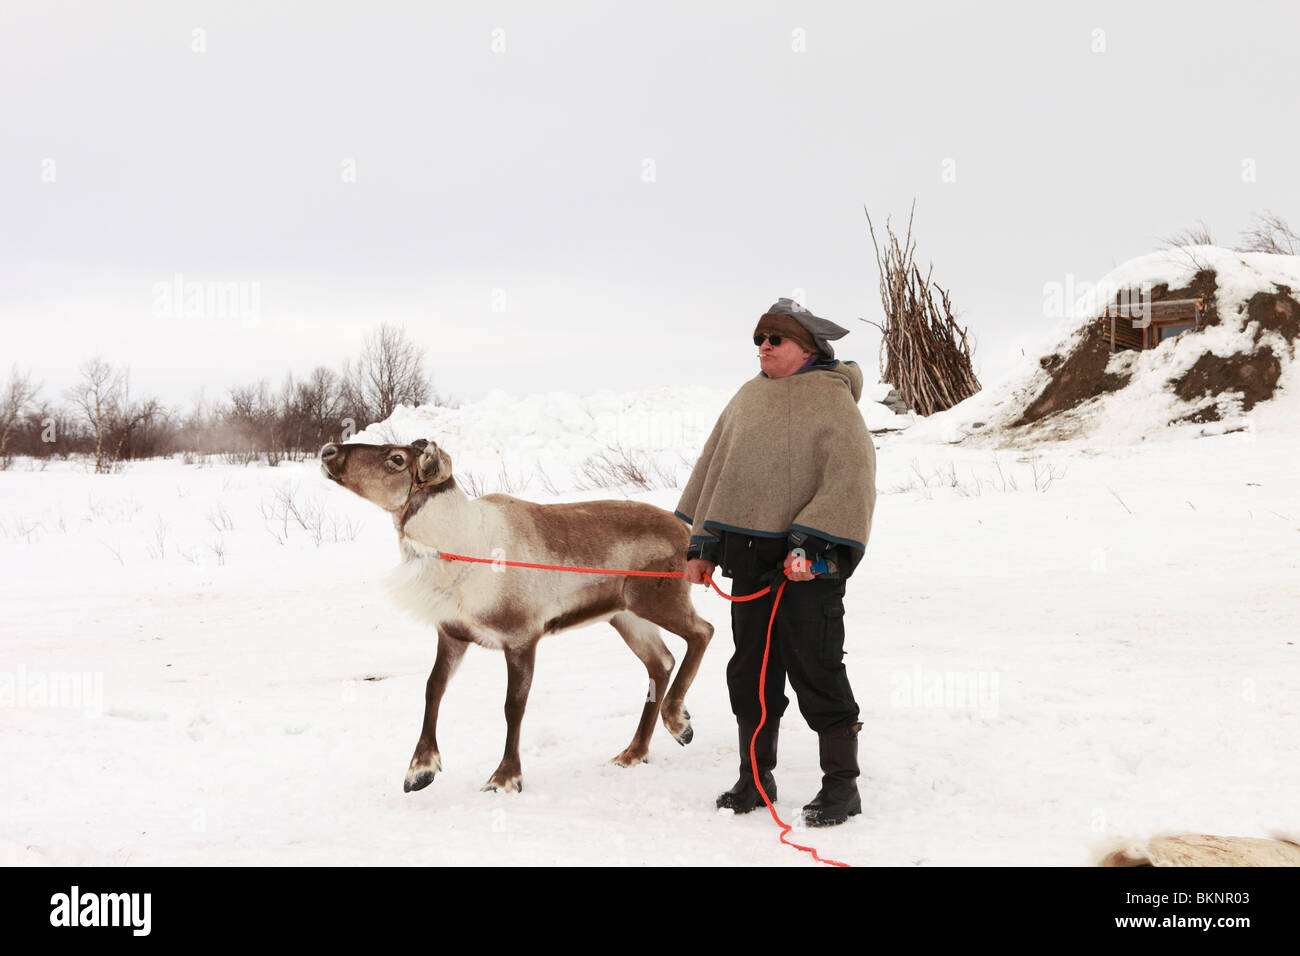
[3,0,1298,411]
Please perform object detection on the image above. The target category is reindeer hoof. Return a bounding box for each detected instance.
[481,775,523,793]
[404,754,442,793]
[611,748,649,768]
[404,769,437,793]
[666,708,693,746]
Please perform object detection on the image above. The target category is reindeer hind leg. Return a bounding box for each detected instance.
[625,578,715,747]
[482,638,537,793]
[609,611,676,765]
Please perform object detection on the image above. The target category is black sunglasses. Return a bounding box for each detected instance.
[753,333,785,347]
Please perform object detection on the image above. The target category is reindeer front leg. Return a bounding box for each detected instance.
[482,639,537,793]
[405,627,469,793]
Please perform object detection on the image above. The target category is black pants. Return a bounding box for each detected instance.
[726,571,860,733]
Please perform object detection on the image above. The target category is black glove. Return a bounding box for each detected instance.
[686,534,722,564]
[784,529,841,579]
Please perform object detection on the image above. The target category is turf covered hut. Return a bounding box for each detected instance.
[902,247,1300,446]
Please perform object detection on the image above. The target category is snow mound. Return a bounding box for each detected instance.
[352,385,729,495]
[352,374,911,494]
[896,247,1300,447]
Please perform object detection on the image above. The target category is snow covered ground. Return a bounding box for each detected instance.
[3,392,1297,865]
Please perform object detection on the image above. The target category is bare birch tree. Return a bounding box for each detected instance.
[66,358,121,473]
[342,323,432,426]
[0,365,41,463]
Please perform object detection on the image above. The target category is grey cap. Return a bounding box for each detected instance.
[762,298,851,359]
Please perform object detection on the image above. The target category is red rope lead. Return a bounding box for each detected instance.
[438,551,775,601]
[437,551,851,867]
[438,551,683,577]
[749,580,850,868]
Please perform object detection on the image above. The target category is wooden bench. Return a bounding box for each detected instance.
[1105,295,1204,352]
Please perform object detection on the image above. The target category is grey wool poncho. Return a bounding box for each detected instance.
[675,359,877,558]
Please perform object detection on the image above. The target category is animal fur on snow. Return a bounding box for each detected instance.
[1096,833,1300,867]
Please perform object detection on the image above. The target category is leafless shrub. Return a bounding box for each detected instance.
[902,480,933,500]
[652,456,683,489]
[259,493,290,545]
[954,472,985,497]
[210,537,227,566]
[1024,454,1067,492]
[262,483,361,547]
[459,470,485,498]
[496,463,531,495]
[1160,219,1216,249]
[575,453,634,491]
[990,454,1018,493]
[145,517,169,559]
[223,447,258,467]
[535,461,560,496]
[9,517,44,544]
[1158,221,1218,271]
[100,538,125,566]
[326,513,362,543]
[226,380,288,466]
[104,496,142,523]
[178,546,200,565]
[281,489,335,545]
[207,502,234,533]
[889,454,1060,498]
[573,445,678,492]
[1238,211,1299,255]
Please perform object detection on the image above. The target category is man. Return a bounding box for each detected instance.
[675,299,877,828]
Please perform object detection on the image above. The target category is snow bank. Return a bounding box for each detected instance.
[353,376,911,494]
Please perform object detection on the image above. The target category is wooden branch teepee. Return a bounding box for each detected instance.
[863,201,981,415]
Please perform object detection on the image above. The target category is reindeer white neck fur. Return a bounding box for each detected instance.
[380,439,498,632]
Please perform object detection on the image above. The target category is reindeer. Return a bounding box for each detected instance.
[320,438,714,794]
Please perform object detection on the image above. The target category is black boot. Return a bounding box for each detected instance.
[802,721,863,827]
[716,720,779,813]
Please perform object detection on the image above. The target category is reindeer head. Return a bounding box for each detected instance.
[319,438,454,513]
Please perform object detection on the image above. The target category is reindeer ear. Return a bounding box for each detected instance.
[415,442,452,486]
[410,438,429,452]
